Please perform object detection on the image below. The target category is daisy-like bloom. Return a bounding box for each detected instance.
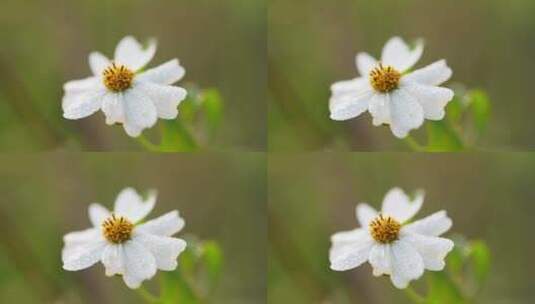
[329,188,454,289]
[329,37,454,138]
[62,187,187,289]
[62,36,187,137]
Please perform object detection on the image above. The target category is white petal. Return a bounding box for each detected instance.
[329,228,374,271]
[135,82,187,119]
[123,124,144,138]
[137,210,185,237]
[123,125,144,138]
[389,89,424,138]
[356,203,378,227]
[403,211,452,237]
[381,188,424,223]
[63,77,101,94]
[331,228,368,245]
[381,37,424,72]
[400,82,454,120]
[122,88,158,137]
[403,60,453,86]
[329,78,374,121]
[330,77,370,97]
[122,241,157,289]
[62,239,107,271]
[89,203,111,227]
[389,240,424,289]
[89,52,110,76]
[136,59,186,85]
[356,52,377,76]
[62,88,106,120]
[114,36,157,71]
[101,93,125,125]
[114,188,156,223]
[368,93,391,126]
[101,244,125,276]
[63,228,100,247]
[133,232,187,271]
[369,244,392,276]
[400,233,454,271]
[329,232,374,271]
[62,229,103,262]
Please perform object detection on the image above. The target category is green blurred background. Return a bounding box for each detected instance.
[0,153,266,303]
[269,0,535,151]
[269,153,535,303]
[0,0,265,151]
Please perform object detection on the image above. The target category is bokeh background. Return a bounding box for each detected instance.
[0,0,265,151]
[269,0,535,151]
[269,153,535,303]
[0,153,266,303]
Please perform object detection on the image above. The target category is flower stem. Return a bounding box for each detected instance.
[136,286,159,303]
[404,286,426,304]
[404,135,425,152]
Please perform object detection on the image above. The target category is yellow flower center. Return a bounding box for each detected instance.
[102,214,134,244]
[103,63,134,92]
[369,215,401,244]
[369,64,401,93]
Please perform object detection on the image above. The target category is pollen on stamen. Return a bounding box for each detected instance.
[369,214,401,244]
[102,214,134,244]
[103,63,134,92]
[369,64,401,93]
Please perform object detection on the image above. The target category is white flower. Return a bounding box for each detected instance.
[329,37,454,138]
[62,36,187,137]
[329,188,454,289]
[62,187,187,289]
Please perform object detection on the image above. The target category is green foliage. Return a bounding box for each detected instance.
[411,87,491,152]
[426,272,465,304]
[426,121,464,152]
[470,241,491,284]
[138,87,224,152]
[408,236,491,304]
[159,120,198,152]
[467,90,491,137]
[148,238,224,304]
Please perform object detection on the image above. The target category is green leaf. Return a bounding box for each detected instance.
[426,272,465,304]
[157,239,224,304]
[445,95,464,124]
[179,88,203,124]
[469,241,491,284]
[159,120,197,152]
[160,271,197,304]
[426,121,464,151]
[467,90,490,136]
[156,87,222,151]
[445,244,465,275]
[200,89,223,140]
[201,241,223,288]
